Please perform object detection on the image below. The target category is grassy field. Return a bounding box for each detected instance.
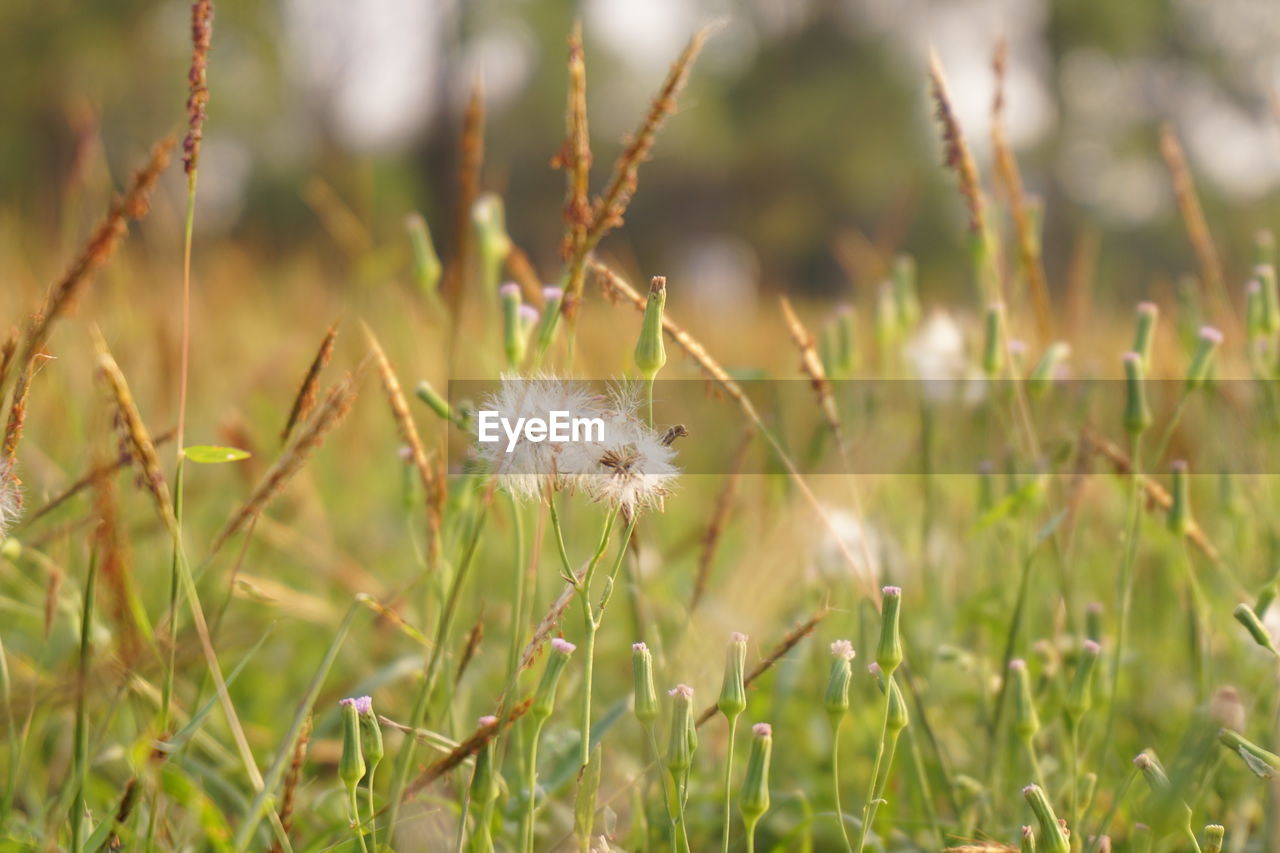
[4,11,1280,853]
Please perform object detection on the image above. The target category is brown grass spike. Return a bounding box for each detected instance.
[440,78,485,324]
[281,321,338,445]
[690,426,753,611]
[779,296,843,446]
[183,0,213,178]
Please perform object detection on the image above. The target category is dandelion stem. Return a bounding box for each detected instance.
[722,715,739,853]
[1104,435,1144,748]
[578,507,620,767]
[831,714,854,853]
[855,677,895,853]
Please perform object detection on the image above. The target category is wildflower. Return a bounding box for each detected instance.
[1132,302,1159,369]
[337,697,366,791]
[1065,640,1101,723]
[1233,603,1278,655]
[1021,784,1070,853]
[533,637,576,719]
[632,642,658,725]
[1009,659,1039,739]
[471,714,501,805]
[739,722,772,826]
[1186,326,1223,389]
[667,684,696,772]
[1121,352,1151,437]
[578,386,680,515]
[406,213,442,297]
[1204,824,1224,853]
[877,586,904,676]
[824,640,856,718]
[354,696,383,771]
[1020,825,1035,853]
[718,632,748,720]
[634,276,667,381]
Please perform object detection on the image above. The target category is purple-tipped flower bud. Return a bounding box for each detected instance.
[739,720,773,823]
[1186,326,1223,390]
[1020,825,1036,853]
[338,697,366,790]
[533,638,575,719]
[666,684,696,772]
[635,276,668,380]
[1029,343,1069,396]
[718,632,749,720]
[982,303,1005,377]
[535,286,566,358]
[1066,640,1101,722]
[1132,302,1159,369]
[1009,659,1040,739]
[354,696,383,769]
[1122,352,1151,436]
[406,213,442,297]
[876,587,904,675]
[632,642,658,725]
[1022,784,1070,853]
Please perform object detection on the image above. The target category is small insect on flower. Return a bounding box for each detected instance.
[580,385,680,515]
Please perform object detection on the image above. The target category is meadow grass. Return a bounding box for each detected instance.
[3,11,1280,853]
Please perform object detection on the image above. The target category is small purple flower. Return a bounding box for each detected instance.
[1199,325,1224,345]
[354,695,373,716]
[731,631,748,643]
[752,722,772,737]
[519,304,540,325]
[668,683,694,699]
[1083,639,1102,655]
[830,640,855,661]
[632,641,648,652]
[551,637,576,655]
[478,714,499,727]
[543,286,564,302]
[882,585,902,597]
[499,282,522,299]
[338,697,357,709]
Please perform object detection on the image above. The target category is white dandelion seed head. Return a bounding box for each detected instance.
[476,375,610,502]
[0,463,21,541]
[809,507,881,588]
[577,384,679,515]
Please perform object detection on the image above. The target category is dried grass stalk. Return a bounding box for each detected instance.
[455,618,484,684]
[270,714,312,852]
[928,51,986,239]
[505,243,546,307]
[779,296,843,445]
[691,426,753,611]
[554,23,593,263]
[441,79,485,321]
[363,324,441,535]
[94,334,173,519]
[990,39,1052,342]
[16,137,174,386]
[1159,123,1234,328]
[405,698,531,796]
[210,369,361,557]
[281,321,338,445]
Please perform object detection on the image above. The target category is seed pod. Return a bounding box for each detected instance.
[634,277,668,380]
[718,632,748,720]
[739,722,772,821]
[1203,824,1224,853]
[1065,640,1101,723]
[338,698,366,790]
[666,684,695,772]
[1132,302,1159,370]
[632,642,659,725]
[1168,461,1192,536]
[1186,326,1223,390]
[982,303,1004,377]
[1009,659,1040,739]
[824,640,856,718]
[1022,784,1070,853]
[1233,603,1278,655]
[406,213,442,297]
[500,283,526,368]
[1028,343,1069,396]
[876,586,904,676]
[1122,352,1151,436]
[533,638,576,719]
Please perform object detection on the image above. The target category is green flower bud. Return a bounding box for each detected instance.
[666,684,695,773]
[1009,659,1040,739]
[1122,352,1151,436]
[892,255,920,330]
[471,715,501,805]
[885,674,909,735]
[472,194,511,294]
[1255,572,1279,618]
[500,283,526,368]
[1186,326,1223,390]
[1218,728,1280,775]
[982,303,1004,377]
[416,379,454,424]
[406,213,442,298]
[1203,824,1224,853]
[1133,751,1170,790]
[876,586,904,676]
[338,698,366,791]
[824,640,856,718]
[739,722,772,821]
[355,696,383,771]
[718,632,748,720]
[1132,302,1159,370]
[1085,603,1104,644]
[533,638,576,719]
[634,277,668,380]
[1233,603,1278,655]
[1028,343,1069,397]
[534,286,565,358]
[1247,279,1268,340]
[1168,461,1192,536]
[632,642,659,725]
[1022,784,1070,853]
[1065,640,1101,723]
[1019,825,1036,853]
